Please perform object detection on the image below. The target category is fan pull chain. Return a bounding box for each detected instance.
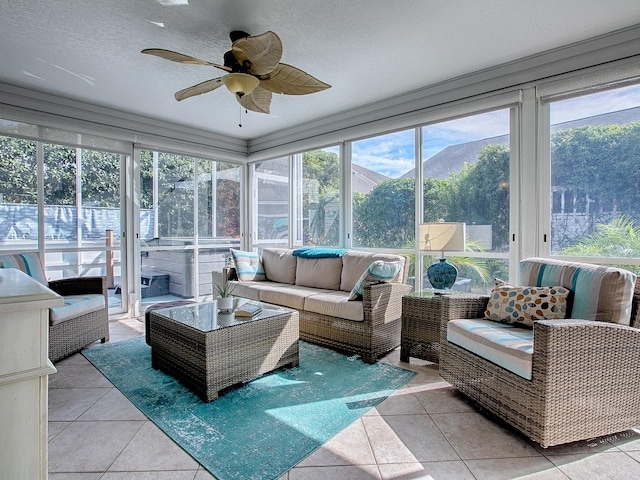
[239,106,249,128]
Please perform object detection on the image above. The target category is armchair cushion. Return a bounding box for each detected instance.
[520,257,636,325]
[447,318,534,379]
[49,294,106,325]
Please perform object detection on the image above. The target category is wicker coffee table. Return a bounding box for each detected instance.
[148,299,300,402]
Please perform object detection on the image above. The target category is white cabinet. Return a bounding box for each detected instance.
[0,269,63,480]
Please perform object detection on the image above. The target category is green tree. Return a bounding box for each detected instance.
[447,144,510,250]
[303,150,340,245]
[353,177,449,248]
[0,136,37,203]
[552,122,640,216]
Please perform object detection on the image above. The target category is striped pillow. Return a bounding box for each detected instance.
[348,260,401,301]
[0,252,48,286]
[230,249,265,281]
[519,257,636,325]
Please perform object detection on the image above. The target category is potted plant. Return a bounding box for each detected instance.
[214,276,235,312]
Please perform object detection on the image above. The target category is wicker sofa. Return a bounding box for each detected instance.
[213,248,411,363]
[439,257,640,447]
[0,252,109,362]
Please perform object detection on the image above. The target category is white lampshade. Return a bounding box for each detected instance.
[222,72,259,97]
[419,222,466,254]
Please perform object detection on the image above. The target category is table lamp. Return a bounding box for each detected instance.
[418,222,466,289]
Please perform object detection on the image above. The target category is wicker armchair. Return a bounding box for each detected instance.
[47,276,109,362]
[0,252,109,362]
[439,258,640,447]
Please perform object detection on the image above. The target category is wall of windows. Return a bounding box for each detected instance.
[3,56,640,313]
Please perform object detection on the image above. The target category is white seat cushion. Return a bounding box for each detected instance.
[447,318,534,380]
[49,294,105,325]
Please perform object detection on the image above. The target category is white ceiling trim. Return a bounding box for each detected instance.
[0,82,248,159]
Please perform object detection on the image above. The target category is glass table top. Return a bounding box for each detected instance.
[152,299,291,333]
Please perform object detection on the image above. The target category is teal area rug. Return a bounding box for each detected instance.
[82,337,416,480]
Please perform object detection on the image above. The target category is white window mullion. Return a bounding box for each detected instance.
[341,142,351,248]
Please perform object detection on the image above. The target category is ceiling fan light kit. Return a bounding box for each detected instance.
[142,30,330,117]
[221,72,260,97]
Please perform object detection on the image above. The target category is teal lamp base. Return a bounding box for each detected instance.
[427,258,458,290]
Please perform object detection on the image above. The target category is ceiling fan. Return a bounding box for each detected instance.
[142,30,331,115]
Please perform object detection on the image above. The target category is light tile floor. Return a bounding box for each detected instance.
[49,318,640,480]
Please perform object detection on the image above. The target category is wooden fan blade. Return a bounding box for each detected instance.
[260,63,331,95]
[237,87,272,114]
[174,78,223,101]
[142,48,230,72]
[232,31,282,76]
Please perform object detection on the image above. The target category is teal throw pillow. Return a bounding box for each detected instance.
[230,249,266,281]
[348,260,402,301]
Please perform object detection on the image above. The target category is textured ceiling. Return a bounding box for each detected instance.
[1,1,640,141]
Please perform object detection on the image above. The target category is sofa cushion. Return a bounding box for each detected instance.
[304,291,364,321]
[230,249,266,281]
[295,257,343,290]
[484,285,570,328]
[520,257,636,325]
[262,248,297,284]
[0,252,48,286]
[259,284,335,310]
[340,251,405,292]
[227,280,263,301]
[447,318,534,380]
[49,294,105,325]
[348,260,403,301]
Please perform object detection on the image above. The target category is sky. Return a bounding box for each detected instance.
[344,83,640,179]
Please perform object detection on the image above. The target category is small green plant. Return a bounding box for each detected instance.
[214,276,235,298]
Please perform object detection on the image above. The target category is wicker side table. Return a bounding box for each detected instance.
[400,292,489,363]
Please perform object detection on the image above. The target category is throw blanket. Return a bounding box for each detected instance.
[292,247,349,258]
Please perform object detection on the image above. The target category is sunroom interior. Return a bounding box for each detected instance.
[6,4,640,479]
[2,3,640,321]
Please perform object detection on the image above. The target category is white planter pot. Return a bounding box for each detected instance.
[217,296,234,312]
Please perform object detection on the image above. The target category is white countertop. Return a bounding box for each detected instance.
[0,268,63,307]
